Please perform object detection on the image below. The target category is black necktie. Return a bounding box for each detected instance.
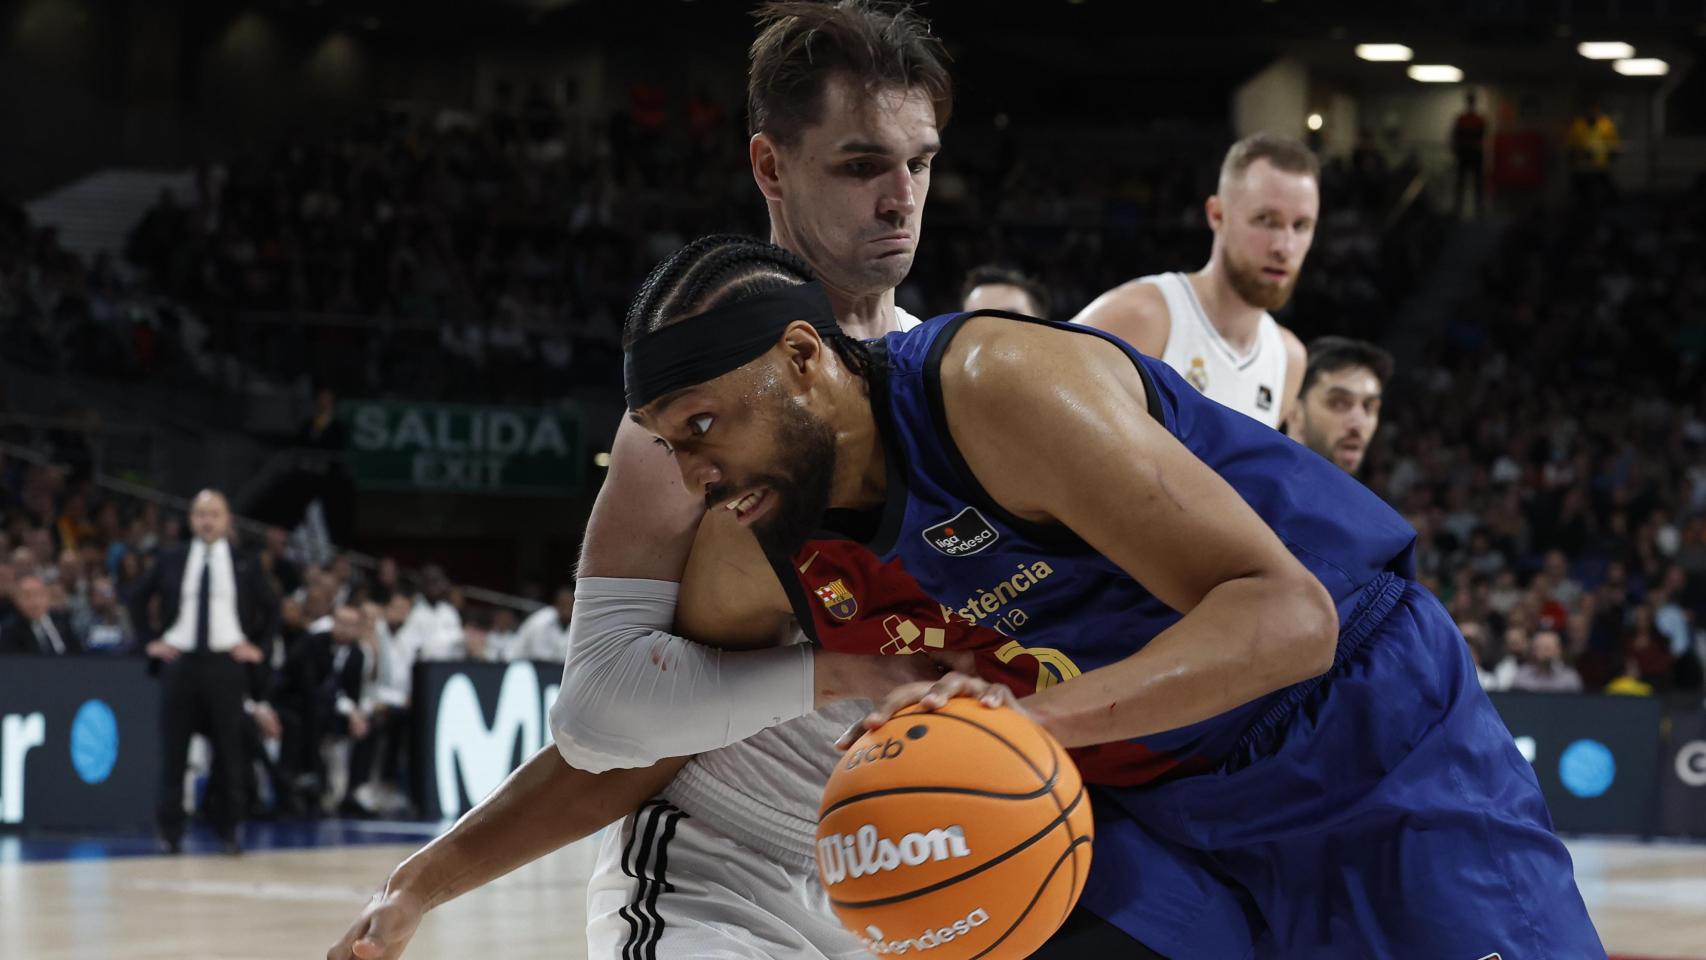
[195,552,212,652]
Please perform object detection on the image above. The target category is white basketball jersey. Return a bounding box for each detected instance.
[1142,272,1288,429]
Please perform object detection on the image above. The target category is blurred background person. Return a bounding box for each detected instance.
[506,584,575,663]
[960,263,1051,318]
[128,490,278,854]
[0,573,78,655]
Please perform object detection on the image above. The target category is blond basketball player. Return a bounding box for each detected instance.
[1072,134,1315,429]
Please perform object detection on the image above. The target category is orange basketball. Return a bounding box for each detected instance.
[815,698,1094,959]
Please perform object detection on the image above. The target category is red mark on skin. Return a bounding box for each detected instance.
[1151,463,1187,512]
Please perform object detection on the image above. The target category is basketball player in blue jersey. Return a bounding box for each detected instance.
[1073,134,1312,430]
[622,235,1605,959]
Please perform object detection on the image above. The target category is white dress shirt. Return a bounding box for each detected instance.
[408,597,466,662]
[368,618,415,708]
[508,605,571,663]
[162,538,245,653]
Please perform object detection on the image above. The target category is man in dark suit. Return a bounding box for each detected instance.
[0,574,80,655]
[276,603,369,814]
[129,489,279,854]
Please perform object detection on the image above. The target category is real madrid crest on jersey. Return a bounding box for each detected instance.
[1186,356,1210,392]
[815,578,859,620]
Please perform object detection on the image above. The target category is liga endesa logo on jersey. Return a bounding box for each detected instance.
[922,507,1000,557]
[818,824,972,886]
[859,909,991,955]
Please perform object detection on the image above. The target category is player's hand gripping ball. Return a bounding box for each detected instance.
[816,698,1093,959]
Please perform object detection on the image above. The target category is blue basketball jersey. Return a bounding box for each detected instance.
[803,310,1602,958]
[836,310,1419,768]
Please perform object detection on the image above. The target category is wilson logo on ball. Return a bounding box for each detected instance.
[818,824,972,885]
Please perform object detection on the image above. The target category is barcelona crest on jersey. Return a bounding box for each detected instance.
[815,578,859,620]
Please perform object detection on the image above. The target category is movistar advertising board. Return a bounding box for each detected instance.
[0,659,158,831]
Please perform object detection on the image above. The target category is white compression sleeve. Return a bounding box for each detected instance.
[549,576,815,773]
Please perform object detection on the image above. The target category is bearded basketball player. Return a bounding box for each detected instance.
[1073,134,1314,430]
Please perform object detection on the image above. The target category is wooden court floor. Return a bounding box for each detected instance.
[1,831,1702,959]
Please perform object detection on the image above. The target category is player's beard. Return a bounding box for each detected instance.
[1300,413,1364,473]
[734,401,838,560]
[1222,249,1297,311]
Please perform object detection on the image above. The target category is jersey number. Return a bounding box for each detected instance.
[994,640,1081,690]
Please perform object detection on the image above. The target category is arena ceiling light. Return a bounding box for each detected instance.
[1407,64,1463,83]
[1355,44,1414,62]
[1613,58,1670,75]
[1577,41,1636,59]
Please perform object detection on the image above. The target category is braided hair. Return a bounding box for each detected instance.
[623,234,877,379]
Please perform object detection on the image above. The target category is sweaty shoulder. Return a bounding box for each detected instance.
[941,315,1149,419]
[1070,278,1172,358]
[935,315,1154,524]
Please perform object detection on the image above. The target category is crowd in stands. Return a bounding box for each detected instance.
[0,452,571,819]
[5,96,1426,405]
[0,197,203,385]
[1367,177,1706,698]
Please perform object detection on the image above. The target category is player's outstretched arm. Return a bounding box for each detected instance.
[329,748,688,960]
[329,417,708,960]
[897,317,1336,747]
[329,417,746,958]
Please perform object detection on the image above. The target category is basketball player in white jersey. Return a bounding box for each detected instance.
[329,4,948,959]
[1072,133,1316,429]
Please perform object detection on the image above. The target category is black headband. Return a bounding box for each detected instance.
[624,282,839,409]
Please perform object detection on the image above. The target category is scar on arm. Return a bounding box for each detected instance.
[1148,461,1189,513]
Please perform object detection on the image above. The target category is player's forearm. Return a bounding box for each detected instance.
[387,746,687,910]
[1023,574,1336,749]
[552,577,815,771]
